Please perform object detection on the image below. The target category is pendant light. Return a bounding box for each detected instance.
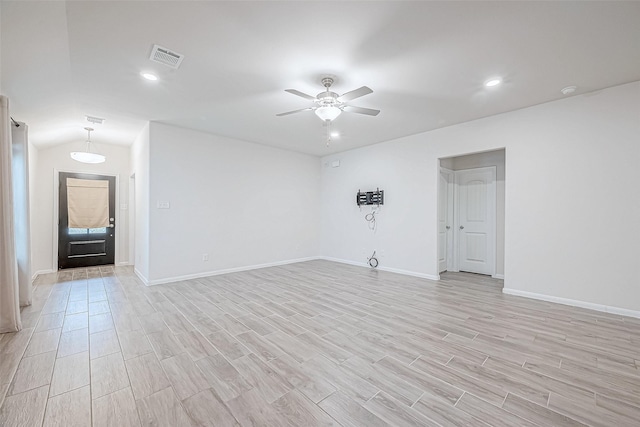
[70,127,105,164]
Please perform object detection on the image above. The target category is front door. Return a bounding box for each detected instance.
[457,167,496,275]
[58,172,116,269]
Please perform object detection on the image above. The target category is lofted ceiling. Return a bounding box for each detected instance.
[2,1,640,156]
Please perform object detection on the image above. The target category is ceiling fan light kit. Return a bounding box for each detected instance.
[315,105,342,121]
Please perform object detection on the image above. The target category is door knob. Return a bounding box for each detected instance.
[446,226,450,230]
[108,224,115,228]
[459,225,464,230]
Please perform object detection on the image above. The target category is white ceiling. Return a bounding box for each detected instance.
[2,1,640,156]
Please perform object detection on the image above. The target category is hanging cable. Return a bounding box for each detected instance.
[368,251,379,268]
[365,206,379,232]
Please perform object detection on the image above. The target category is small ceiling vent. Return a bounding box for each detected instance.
[149,44,184,69]
[86,115,105,125]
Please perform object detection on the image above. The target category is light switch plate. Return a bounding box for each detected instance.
[157,201,170,209]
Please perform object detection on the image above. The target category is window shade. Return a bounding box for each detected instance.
[67,178,109,229]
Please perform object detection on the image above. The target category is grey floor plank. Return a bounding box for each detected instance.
[318,390,390,427]
[182,389,239,427]
[502,393,587,426]
[272,389,338,427]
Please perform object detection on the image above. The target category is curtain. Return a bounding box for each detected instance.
[67,178,109,228]
[12,122,32,307]
[0,95,21,333]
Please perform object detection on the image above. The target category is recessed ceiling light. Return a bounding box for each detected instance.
[330,132,340,138]
[561,85,577,95]
[141,72,158,81]
[484,78,502,87]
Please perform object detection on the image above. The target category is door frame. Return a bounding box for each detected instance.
[438,167,455,273]
[52,169,120,270]
[453,166,497,276]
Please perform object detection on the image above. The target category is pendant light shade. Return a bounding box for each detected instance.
[315,106,342,121]
[70,127,105,164]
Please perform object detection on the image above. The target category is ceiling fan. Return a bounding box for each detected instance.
[277,77,380,121]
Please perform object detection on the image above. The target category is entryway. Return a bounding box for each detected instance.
[438,149,505,279]
[57,172,116,269]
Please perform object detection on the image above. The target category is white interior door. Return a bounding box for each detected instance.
[438,168,454,273]
[456,167,496,275]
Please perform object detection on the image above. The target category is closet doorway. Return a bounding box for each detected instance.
[438,149,505,279]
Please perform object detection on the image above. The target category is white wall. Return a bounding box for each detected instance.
[130,124,150,281]
[31,141,131,274]
[145,122,320,284]
[321,81,640,313]
[442,150,506,277]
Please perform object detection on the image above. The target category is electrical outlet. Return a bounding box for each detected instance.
[202,253,209,262]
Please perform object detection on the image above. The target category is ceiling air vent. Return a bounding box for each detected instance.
[149,44,184,69]
[86,115,105,125]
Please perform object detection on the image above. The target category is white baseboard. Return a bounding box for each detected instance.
[492,274,505,279]
[502,288,640,319]
[116,262,130,266]
[31,269,55,281]
[134,268,150,285]
[143,257,321,286]
[319,256,440,281]
[140,256,441,287]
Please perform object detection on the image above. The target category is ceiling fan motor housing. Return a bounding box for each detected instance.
[317,91,340,106]
[317,77,339,106]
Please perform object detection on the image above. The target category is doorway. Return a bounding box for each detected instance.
[58,172,116,269]
[438,149,505,278]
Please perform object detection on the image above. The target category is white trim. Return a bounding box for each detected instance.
[319,256,440,281]
[116,262,129,266]
[134,267,149,285]
[142,257,321,286]
[492,274,505,279]
[31,269,55,281]
[318,256,367,268]
[53,169,121,270]
[438,167,455,273]
[380,265,440,281]
[502,288,640,320]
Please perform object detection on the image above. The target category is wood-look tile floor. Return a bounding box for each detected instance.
[1,260,639,426]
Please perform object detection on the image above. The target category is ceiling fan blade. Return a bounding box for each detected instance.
[343,105,380,116]
[276,107,313,117]
[338,86,373,102]
[284,89,316,101]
